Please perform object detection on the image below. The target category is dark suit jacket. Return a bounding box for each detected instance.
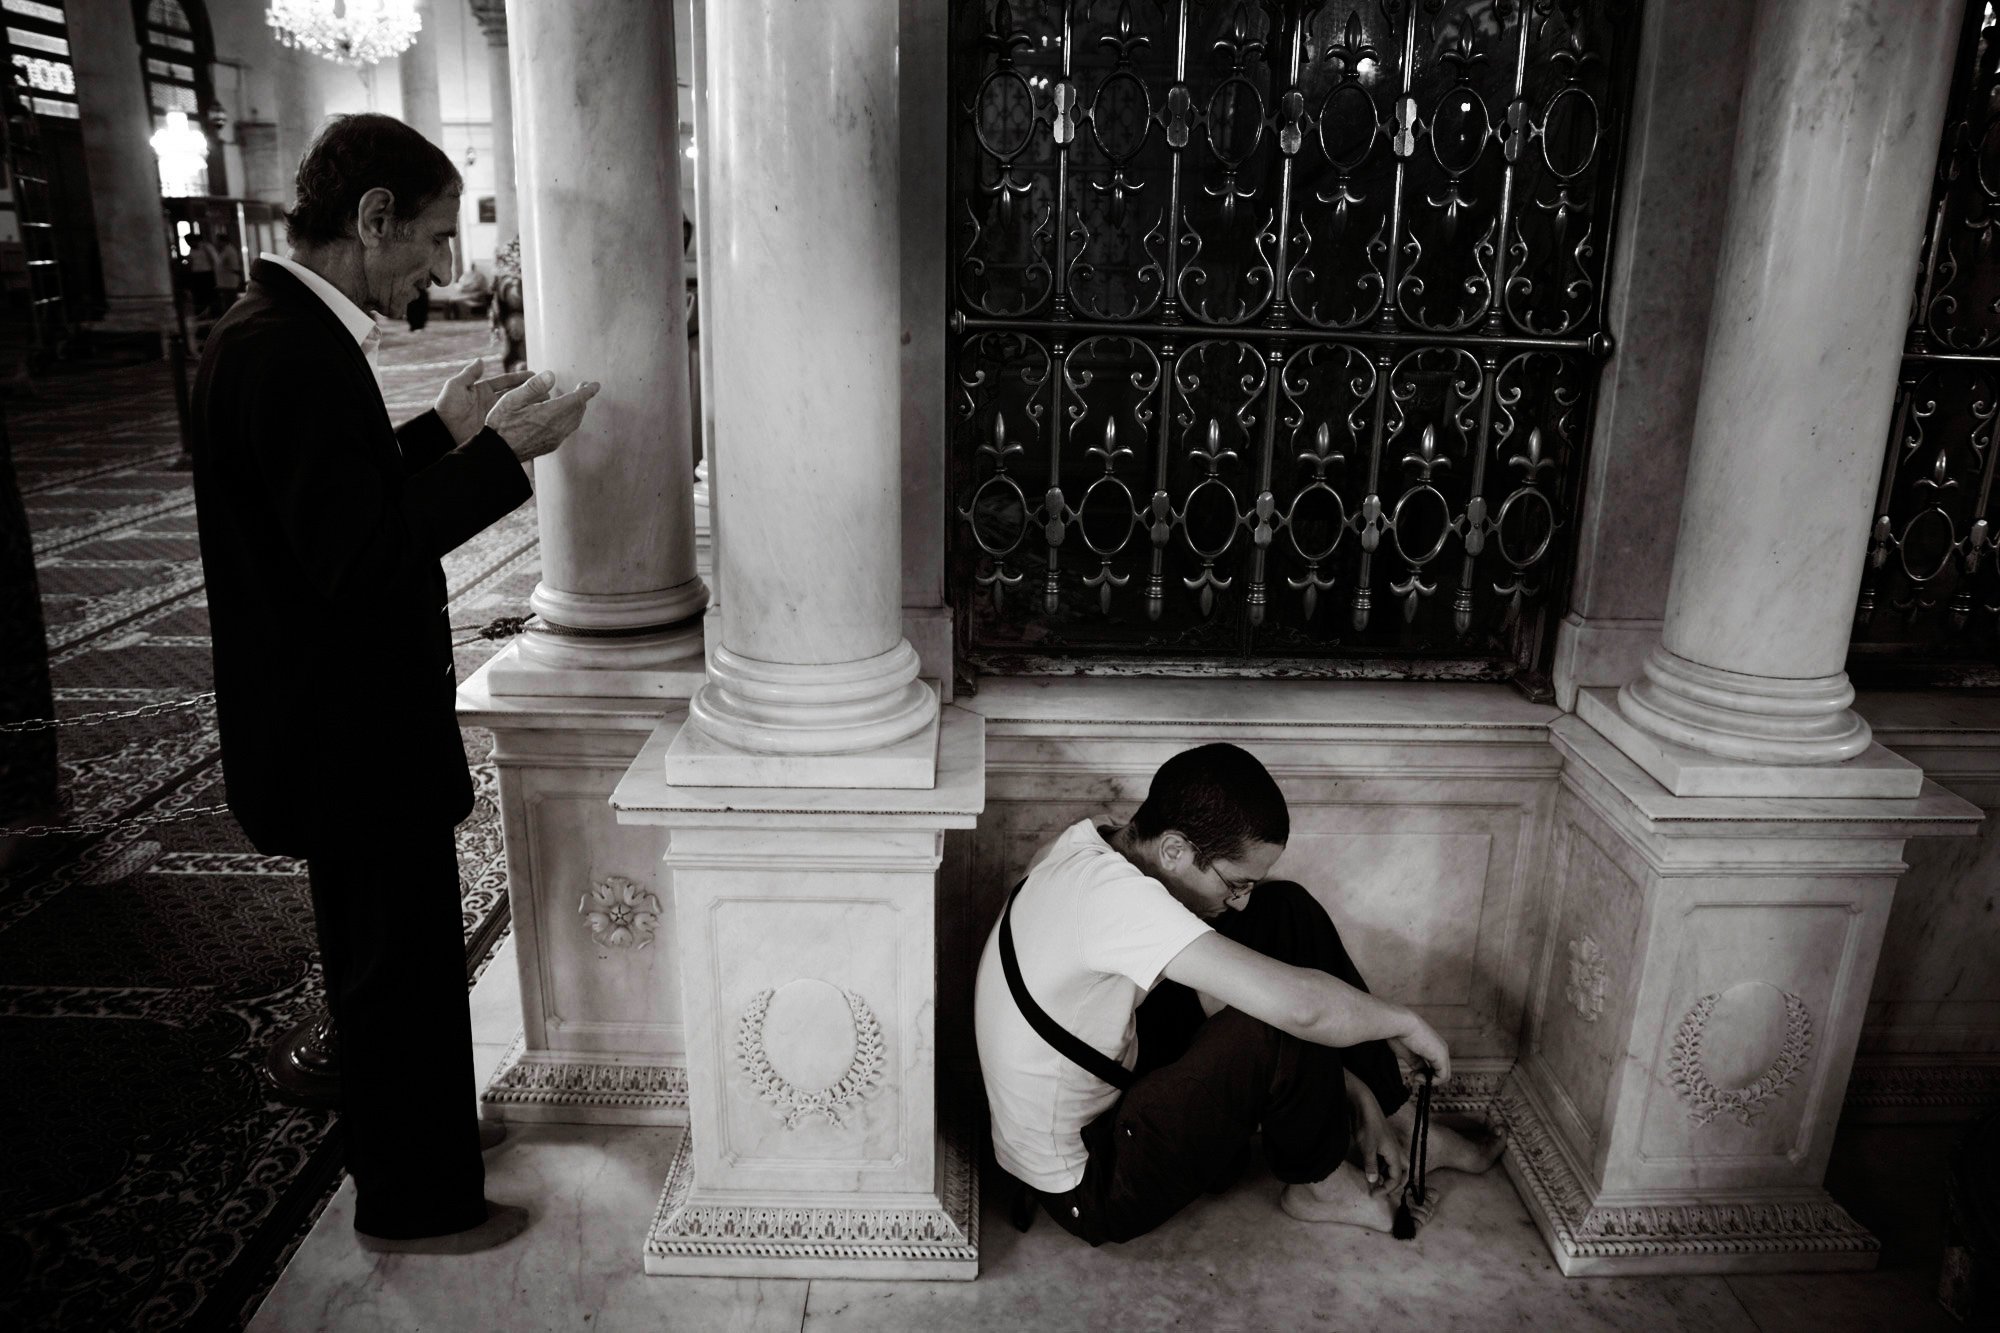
[191,259,531,857]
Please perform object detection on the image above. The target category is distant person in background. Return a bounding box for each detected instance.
[213,228,244,313]
[185,229,218,317]
[492,238,526,373]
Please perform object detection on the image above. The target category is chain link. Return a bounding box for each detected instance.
[0,692,217,734]
[4,802,231,840]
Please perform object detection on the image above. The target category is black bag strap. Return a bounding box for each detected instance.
[999,876,1136,1092]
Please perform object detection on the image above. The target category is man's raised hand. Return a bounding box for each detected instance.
[487,370,603,463]
[433,358,536,446]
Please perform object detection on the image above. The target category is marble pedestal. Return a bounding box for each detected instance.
[1505,714,1981,1275]
[612,708,986,1280]
[457,664,691,1124]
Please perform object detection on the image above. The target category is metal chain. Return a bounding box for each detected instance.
[0,692,216,734]
[451,614,532,649]
[5,801,231,840]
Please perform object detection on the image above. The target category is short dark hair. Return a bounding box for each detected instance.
[1130,743,1289,865]
[286,113,461,246]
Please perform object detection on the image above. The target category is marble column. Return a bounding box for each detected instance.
[662,0,939,789]
[468,0,517,252]
[66,0,174,332]
[1597,0,1963,795]
[395,0,443,145]
[489,0,708,698]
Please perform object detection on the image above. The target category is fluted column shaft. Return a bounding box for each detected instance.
[681,0,936,766]
[1618,0,1962,766]
[66,0,174,332]
[503,0,706,678]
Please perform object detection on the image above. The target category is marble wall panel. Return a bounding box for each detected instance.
[671,828,940,1199]
[514,771,682,1056]
[1523,793,1648,1174]
[1618,883,1891,1195]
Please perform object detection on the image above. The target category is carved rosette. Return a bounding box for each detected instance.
[1564,935,1607,1022]
[579,876,660,951]
[734,985,885,1129]
[1669,990,1814,1127]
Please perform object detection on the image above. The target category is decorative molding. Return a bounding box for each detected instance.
[734,985,885,1129]
[481,1036,688,1110]
[1844,1060,2000,1113]
[1499,1078,1878,1265]
[1669,990,1814,1127]
[1565,936,1607,1022]
[646,1123,979,1266]
[579,876,660,951]
[1398,1063,1508,1115]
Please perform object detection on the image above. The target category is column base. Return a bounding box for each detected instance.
[480,1034,689,1126]
[1617,646,1877,767]
[485,638,708,700]
[644,1122,979,1280]
[664,693,941,789]
[1581,688,1924,797]
[86,297,175,335]
[1500,1072,1877,1276]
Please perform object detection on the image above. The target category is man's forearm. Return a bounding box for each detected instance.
[1292,970,1415,1050]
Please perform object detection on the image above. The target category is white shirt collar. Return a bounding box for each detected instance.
[259,252,381,365]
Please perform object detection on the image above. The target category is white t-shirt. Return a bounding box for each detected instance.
[974,819,1214,1192]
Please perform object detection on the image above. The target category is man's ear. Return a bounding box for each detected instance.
[355,187,396,249]
[1157,831,1192,873]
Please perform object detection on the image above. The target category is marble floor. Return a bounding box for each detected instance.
[250,936,1967,1333]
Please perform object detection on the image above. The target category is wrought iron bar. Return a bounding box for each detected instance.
[953,310,1609,355]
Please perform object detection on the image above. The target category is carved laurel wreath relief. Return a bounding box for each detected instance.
[579,876,660,950]
[1565,936,1607,1022]
[1669,988,1814,1127]
[734,984,886,1129]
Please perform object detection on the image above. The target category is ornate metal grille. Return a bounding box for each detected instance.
[948,0,1635,687]
[1850,1,2000,687]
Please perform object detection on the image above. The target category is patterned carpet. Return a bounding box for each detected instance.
[0,318,541,1330]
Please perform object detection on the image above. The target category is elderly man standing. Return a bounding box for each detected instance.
[190,114,599,1254]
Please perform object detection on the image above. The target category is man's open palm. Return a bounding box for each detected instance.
[434,358,536,446]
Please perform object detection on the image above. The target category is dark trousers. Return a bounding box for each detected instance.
[306,826,484,1238]
[1042,882,1409,1245]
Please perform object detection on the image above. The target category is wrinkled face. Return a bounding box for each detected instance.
[363,187,459,317]
[1156,834,1286,920]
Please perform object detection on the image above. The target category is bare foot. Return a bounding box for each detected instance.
[1280,1161,1396,1232]
[1387,1105,1507,1174]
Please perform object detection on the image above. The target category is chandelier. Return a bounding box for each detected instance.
[266,0,422,68]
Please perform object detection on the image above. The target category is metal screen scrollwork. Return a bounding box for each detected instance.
[949,0,1634,683]
[1850,1,2000,685]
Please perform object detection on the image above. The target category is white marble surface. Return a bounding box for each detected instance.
[1550,717,1981,840]
[1580,689,1924,798]
[509,0,708,663]
[1659,0,1959,682]
[616,706,986,825]
[965,676,1559,735]
[704,0,904,669]
[486,639,710,702]
[1552,614,1663,710]
[664,695,941,788]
